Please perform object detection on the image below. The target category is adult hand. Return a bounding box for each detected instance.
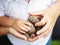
[8,27,27,40]
[0,26,28,40]
[29,2,60,38]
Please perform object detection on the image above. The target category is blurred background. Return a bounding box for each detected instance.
[51,16,60,45]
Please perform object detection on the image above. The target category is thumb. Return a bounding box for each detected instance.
[35,16,47,26]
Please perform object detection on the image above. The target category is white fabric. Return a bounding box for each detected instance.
[28,0,56,12]
[0,0,5,16]
[0,0,56,45]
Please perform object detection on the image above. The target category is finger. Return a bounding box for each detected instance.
[35,16,47,26]
[28,36,39,42]
[13,26,25,34]
[39,22,53,38]
[37,21,50,35]
[9,28,27,40]
[24,21,33,26]
[44,32,51,38]
[39,28,50,38]
[19,25,28,32]
[43,24,54,38]
[23,24,30,31]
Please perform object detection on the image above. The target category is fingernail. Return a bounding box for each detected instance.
[37,32,39,35]
[29,28,30,30]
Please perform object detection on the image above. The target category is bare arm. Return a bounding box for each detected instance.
[0,16,34,40]
[0,27,9,36]
[0,16,33,40]
[0,26,28,40]
[0,16,33,33]
[0,16,16,27]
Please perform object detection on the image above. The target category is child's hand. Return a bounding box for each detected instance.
[12,19,33,34]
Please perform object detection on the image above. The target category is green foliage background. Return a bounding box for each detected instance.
[51,40,60,45]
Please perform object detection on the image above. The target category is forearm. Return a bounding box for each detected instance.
[0,16,16,27]
[50,0,60,25]
[56,0,60,3]
[52,0,60,20]
[0,27,10,36]
[46,0,60,18]
[55,0,60,15]
[51,0,60,15]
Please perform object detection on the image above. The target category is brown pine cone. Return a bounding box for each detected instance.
[24,16,43,38]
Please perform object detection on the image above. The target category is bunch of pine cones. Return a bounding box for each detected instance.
[24,15,43,38]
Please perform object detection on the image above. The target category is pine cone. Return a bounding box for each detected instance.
[24,16,43,38]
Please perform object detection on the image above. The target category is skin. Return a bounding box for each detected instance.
[0,27,28,40]
[28,0,60,42]
[0,16,33,40]
[25,0,30,3]
[0,27,9,36]
[0,0,60,42]
[0,0,32,41]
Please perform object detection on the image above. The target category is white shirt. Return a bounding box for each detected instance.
[0,0,56,45]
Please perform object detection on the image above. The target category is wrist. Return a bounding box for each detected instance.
[9,18,16,27]
[10,18,20,28]
[0,16,18,27]
[0,27,10,36]
[9,18,18,27]
[5,27,10,34]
